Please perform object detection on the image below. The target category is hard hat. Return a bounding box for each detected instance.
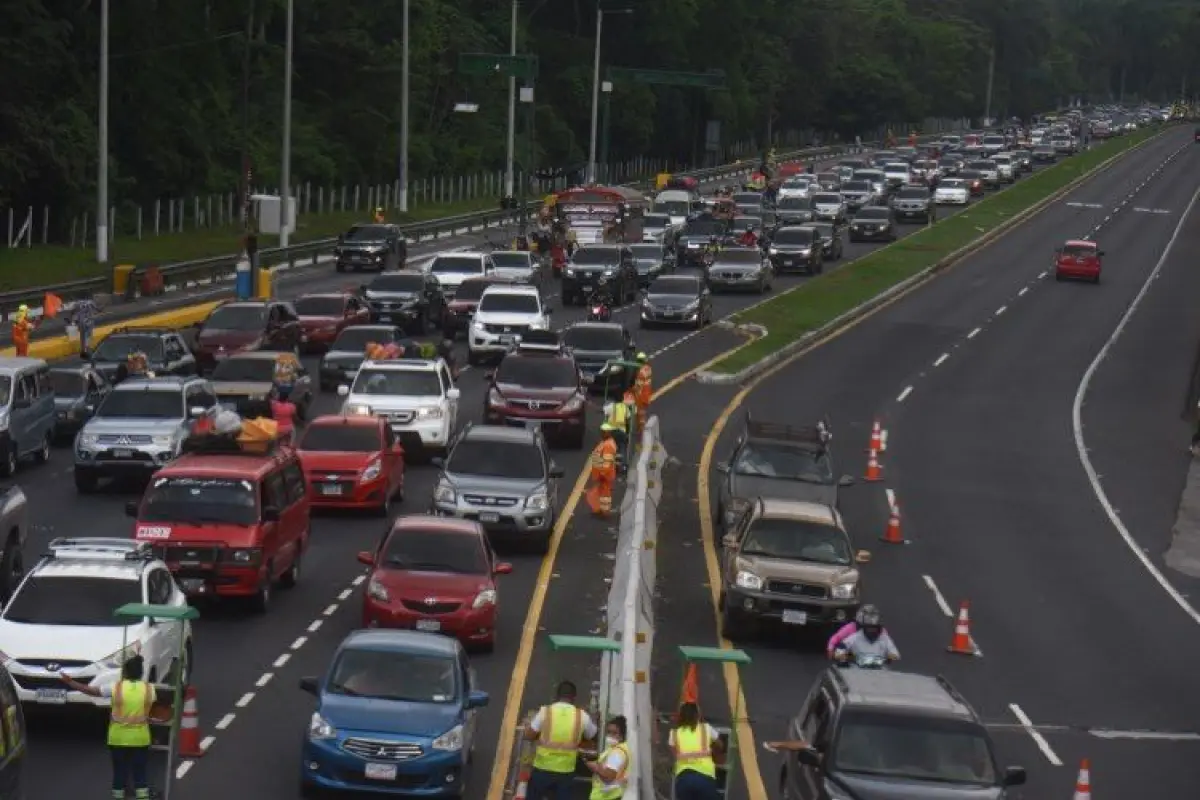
[636,352,647,362]
[600,423,615,432]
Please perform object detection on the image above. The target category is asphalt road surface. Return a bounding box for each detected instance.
[652,124,1200,800]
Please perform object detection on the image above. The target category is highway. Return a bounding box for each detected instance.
[649,124,1200,800]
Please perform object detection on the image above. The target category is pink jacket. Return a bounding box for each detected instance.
[270,400,297,436]
[826,621,889,654]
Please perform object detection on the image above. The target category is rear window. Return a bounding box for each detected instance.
[648,276,699,295]
[141,476,258,526]
[3,576,142,626]
[93,334,165,363]
[294,296,345,316]
[562,325,624,351]
[1061,244,1097,259]
[333,328,396,352]
[300,423,381,452]
[491,252,534,271]
[714,249,762,264]
[897,188,928,199]
[430,256,484,275]
[773,228,816,245]
[495,356,577,389]
[813,194,841,205]
[212,357,276,383]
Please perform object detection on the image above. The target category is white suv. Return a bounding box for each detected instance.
[426,251,495,300]
[468,284,551,365]
[0,538,193,708]
[339,358,460,457]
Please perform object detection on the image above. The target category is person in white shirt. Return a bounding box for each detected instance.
[585,716,630,799]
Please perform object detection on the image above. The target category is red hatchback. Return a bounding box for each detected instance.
[294,292,370,353]
[297,415,405,514]
[357,515,511,651]
[1054,239,1103,283]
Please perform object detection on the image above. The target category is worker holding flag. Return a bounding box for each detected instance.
[585,424,619,518]
[11,305,37,357]
[632,354,652,436]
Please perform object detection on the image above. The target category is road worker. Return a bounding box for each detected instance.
[524,680,598,800]
[373,207,385,223]
[585,715,630,800]
[11,305,35,357]
[60,655,160,800]
[670,702,724,800]
[604,396,630,468]
[585,424,619,517]
[632,353,652,435]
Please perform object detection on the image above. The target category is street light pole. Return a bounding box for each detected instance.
[398,0,410,212]
[96,0,110,263]
[279,0,295,247]
[505,0,518,200]
[586,4,603,185]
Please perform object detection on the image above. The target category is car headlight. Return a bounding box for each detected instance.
[768,246,778,254]
[531,318,549,330]
[360,459,382,482]
[416,406,444,420]
[433,483,456,505]
[432,724,464,751]
[488,389,505,408]
[735,571,763,591]
[472,589,497,609]
[229,549,260,564]
[309,712,337,740]
[151,434,175,448]
[526,492,549,512]
[346,403,372,416]
[682,299,700,311]
[561,394,585,413]
[79,431,99,447]
[367,577,390,602]
[95,643,142,670]
[831,583,857,600]
[564,268,576,276]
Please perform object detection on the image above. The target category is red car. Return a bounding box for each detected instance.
[297,414,405,514]
[357,515,511,651]
[294,292,370,353]
[1055,239,1103,283]
[193,300,303,373]
[483,341,588,449]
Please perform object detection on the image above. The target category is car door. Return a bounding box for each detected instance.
[459,651,479,750]
[259,470,289,578]
[11,372,37,454]
[380,423,403,493]
[439,364,458,429]
[786,688,834,799]
[145,568,183,673]
[281,461,309,564]
[0,669,27,798]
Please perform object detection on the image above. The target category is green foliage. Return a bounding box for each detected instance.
[3,0,1197,229]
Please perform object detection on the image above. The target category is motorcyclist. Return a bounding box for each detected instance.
[826,604,890,656]
[834,607,899,664]
[585,287,612,321]
[737,225,759,248]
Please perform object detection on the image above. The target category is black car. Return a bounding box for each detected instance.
[639,274,712,329]
[317,324,402,390]
[333,223,408,272]
[848,206,897,243]
[775,196,815,226]
[769,226,823,274]
[676,215,730,268]
[361,271,445,333]
[84,327,197,384]
[628,242,671,287]
[807,222,844,261]
[562,245,638,306]
[561,322,637,396]
[47,364,111,440]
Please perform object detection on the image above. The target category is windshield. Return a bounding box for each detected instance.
[734,441,833,483]
[344,225,390,242]
[352,369,441,396]
[810,223,835,238]
[490,253,533,271]
[571,248,620,266]
[205,305,266,332]
[843,181,870,193]
[741,518,851,564]
[93,335,164,363]
[683,219,725,236]
[211,357,275,383]
[140,476,258,525]
[294,296,345,316]
[447,438,545,480]
[478,293,539,314]
[968,161,994,170]
[773,229,816,245]
[96,389,182,419]
[732,194,762,206]
[813,194,841,205]
[381,528,488,573]
[643,214,670,228]
[833,712,997,785]
[495,357,576,389]
[777,197,811,209]
[782,178,811,188]
[562,325,623,351]
[430,256,483,275]
[853,172,882,182]
[47,371,86,397]
[657,201,690,216]
[300,422,382,452]
[327,648,457,703]
[897,189,927,199]
[714,249,761,264]
[648,277,699,295]
[630,245,662,260]
[3,576,142,626]
[332,328,395,352]
[369,274,424,292]
[940,179,965,189]
[856,209,889,220]
[983,136,1005,145]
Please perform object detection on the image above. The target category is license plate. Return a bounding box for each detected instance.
[415,619,441,632]
[782,259,793,266]
[365,763,398,781]
[479,512,500,523]
[581,374,594,384]
[36,689,68,705]
[111,448,133,458]
[498,335,514,345]
[320,484,343,496]
[378,314,393,321]
[782,610,808,625]
[180,578,206,593]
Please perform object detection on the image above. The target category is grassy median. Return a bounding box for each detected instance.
[0,197,503,292]
[710,126,1172,375]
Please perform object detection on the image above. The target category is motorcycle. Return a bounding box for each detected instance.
[585,288,613,322]
[833,649,891,669]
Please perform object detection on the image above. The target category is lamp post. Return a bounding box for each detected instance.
[398,0,410,212]
[586,6,631,185]
[279,0,295,247]
[504,0,518,201]
[96,0,110,263]
[599,81,613,183]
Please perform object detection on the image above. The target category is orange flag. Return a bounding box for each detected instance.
[43,293,63,318]
[679,662,699,706]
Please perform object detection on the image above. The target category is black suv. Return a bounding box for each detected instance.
[561,245,638,307]
[84,327,198,384]
[333,223,408,272]
[361,271,445,333]
[781,669,1026,799]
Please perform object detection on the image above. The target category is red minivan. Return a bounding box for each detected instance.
[127,442,310,612]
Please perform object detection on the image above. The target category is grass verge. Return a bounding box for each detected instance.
[0,197,503,292]
[710,126,1172,375]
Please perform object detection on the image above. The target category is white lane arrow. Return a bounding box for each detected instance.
[1066,201,1104,208]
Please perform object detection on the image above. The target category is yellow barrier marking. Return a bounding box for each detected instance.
[3,302,222,361]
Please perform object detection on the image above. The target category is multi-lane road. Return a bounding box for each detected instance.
[14,134,1169,800]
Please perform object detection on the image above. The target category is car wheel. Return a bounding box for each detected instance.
[34,432,50,464]
[375,487,393,518]
[1093,274,1101,284]
[74,468,98,493]
[251,568,273,612]
[1055,273,1064,282]
[0,445,16,478]
[0,542,23,604]
[721,604,746,641]
[281,547,302,589]
[335,262,345,273]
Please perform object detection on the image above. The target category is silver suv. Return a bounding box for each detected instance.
[73,376,218,493]
[431,424,564,553]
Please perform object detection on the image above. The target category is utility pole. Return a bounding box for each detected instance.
[398,0,410,212]
[240,0,255,228]
[279,0,294,247]
[504,0,518,200]
[586,5,603,185]
[983,44,995,127]
[96,0,110,263]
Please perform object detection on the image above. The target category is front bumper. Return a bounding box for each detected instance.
[75,442,177,475]
[363,597,496,644]
[369,305,422,326]
[848,226,893,241]
[306,471,396,508]
[432,497,553,538]
[9,665,121,708]
[725,586,857,628]
[469,327,534,357]
[301,736,467,797]
[640,306,700,326]
[707,271,765,291]
[336,252,388,270]
[770,252,816,272]
[894,207,931,220]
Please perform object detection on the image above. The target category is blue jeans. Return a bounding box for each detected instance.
[110,745,150,798]
[674,769,719,800]
[525,767,575,800]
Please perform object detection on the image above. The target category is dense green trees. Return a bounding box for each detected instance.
[2,0,1196,220]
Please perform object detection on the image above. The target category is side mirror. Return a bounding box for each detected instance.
[357,550,375,566]
[446,388,461,401]
[124,501,140,518]
[1003,767,1027,787]
[715,462,730,474]
[189,406,205,418]
[299,676,320,695]
[261,507,281,523]
[721,535,737,548]
[855,550,872,564]
[795,747,822,768]
[494,562,513,575]
[430,457,445,468]
[466,689,490,709]
[337,385,350,397]
[838,475,856,487]
[549,467,565,478]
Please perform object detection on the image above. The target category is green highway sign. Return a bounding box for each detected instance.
[607,67,726,88]
[458,53,538,80]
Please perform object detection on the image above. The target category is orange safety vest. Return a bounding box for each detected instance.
[591,438,617,474]
[634,365,652,403]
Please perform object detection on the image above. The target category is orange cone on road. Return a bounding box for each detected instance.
[947,601,978,655]
[864,449,883,482]
[1072,758,1091,799]
[880,503,906,544]
[178,685,206,758]
[866,421,883,452]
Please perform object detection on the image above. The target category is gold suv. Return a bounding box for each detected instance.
[719,497,870,640]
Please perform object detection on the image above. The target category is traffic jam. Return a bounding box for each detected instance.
[0,120,1101,797]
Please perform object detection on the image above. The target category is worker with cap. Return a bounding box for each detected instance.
[670,701,724,800]
[11,305,36,357]
[373,207,385,223]
[524,680,598,800]
[632,353,652,436]
[59,655,160,800]
[585,423,619,518]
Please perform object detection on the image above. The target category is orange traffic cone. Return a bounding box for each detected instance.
[880,503,906,544]
[947,601,978,655]
[866,421,882,452]
[864,449,883,482]
[1072,758,1091,799]
[177,685,207,758]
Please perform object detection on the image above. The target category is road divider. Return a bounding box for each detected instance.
[697,124,1180,383]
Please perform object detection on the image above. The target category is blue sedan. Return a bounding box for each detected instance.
[299,629,489,797]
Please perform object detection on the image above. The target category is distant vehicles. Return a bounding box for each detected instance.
[361,271,446,333]
[333,223,408,273]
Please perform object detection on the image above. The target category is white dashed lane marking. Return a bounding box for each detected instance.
[896,386,914,403]
[933,353,949,367]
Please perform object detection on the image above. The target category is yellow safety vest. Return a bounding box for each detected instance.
[532,703,583,774]
[589,742,630,800]
[108,680,153,747]
[606,402,628,430]
[673,725,716,779]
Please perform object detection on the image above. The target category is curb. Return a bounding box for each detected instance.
[695,127,1178,386]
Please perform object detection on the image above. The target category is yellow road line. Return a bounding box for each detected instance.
[485,331,760,800]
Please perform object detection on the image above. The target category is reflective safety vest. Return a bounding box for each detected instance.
[606,402,628,431]
[590,439,617,471]
[673,725,716,779]
[589,742,630,800]
[532,703,584,774]
[108,680,153,747]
